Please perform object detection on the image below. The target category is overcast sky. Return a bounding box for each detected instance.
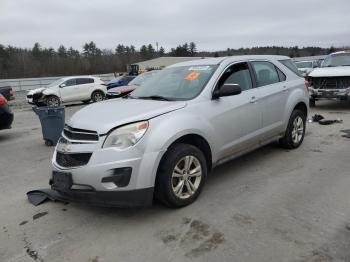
[1,0,349,52]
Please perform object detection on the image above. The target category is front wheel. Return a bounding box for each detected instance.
[279,109,306,149]
[155,143,207,208]
[91,91,105,103]
[46,96,60,107]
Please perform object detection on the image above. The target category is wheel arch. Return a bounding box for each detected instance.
[168,134,212,171]
[293,101,308,117]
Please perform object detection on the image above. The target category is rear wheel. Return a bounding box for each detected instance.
[91,91,105,103]
[279,109,306,149]
[46,96,60,107]
[155,143,207,208]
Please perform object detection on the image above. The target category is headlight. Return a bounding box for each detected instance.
[103,121,149,149]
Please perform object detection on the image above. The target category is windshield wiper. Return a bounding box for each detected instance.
[136,95,173,101]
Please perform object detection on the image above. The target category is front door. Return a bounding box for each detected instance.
[59,78,78,102]
[209,62,262,160]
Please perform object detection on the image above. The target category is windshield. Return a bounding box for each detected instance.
[321,53,350,67]
[47,78,64,88]
[128,71,158,86]
[295,61,313,68]
[130,65,218,101]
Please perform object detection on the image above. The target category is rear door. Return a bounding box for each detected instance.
[250,60,289,140]
[210,62,262,159]
[76,78,94,100]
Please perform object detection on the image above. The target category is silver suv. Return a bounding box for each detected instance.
[51,56,309,208]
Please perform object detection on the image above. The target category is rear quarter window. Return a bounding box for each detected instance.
[279,59,302,77]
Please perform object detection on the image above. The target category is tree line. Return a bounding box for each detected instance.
[0,41,339,79]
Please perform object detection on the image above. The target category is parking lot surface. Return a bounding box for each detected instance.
[1,92,350,262]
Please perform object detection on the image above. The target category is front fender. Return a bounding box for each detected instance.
[145,111,219,162]
[42,88,59,97]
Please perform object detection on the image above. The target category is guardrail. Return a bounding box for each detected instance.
[0,73,115,92]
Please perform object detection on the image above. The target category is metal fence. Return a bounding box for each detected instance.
[0,73,115,92]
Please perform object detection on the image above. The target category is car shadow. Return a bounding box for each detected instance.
[312,100,350,112]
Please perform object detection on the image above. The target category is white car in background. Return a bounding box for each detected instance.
[295,60,319,76]
[26,76,107,106]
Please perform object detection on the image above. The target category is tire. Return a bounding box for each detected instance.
[155,143,207,208]
[46,96,60,107]
[91,91,105,103]
[310,98,316,107]
[45,140,53,146]
[279,109,306,149]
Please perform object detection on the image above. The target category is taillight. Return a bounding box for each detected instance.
[304,79,310,90]
[0,96,8,105]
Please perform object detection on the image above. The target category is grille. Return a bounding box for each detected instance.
[312,76,350,89]
[63,125,98,141]
[56,152,92,168]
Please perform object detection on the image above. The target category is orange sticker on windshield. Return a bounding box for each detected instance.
[185,72,200,81]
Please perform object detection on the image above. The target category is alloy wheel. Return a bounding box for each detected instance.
[171,155,202,199]
[93,92,104,102]
[291,116,304,144]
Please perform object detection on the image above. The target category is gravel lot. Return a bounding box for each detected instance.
[1,92,350,262]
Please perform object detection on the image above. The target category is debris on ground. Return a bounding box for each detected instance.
[311,114,324,122]
[27,189,68,206]
[309,114,342,125]
[340,129,350,139]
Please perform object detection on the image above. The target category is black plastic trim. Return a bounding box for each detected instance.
[54,187,154,207]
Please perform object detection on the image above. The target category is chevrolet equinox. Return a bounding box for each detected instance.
[51,56,309,208]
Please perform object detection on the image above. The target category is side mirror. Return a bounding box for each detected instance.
[59,84,66,88]
[213,83,241,99]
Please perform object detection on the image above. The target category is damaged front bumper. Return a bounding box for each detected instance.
[26,92,46,105]
[50,132,162,207]
[50,181,154,208]
[309,87,350,100]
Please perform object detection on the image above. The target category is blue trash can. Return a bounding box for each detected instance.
[33,106,65,146]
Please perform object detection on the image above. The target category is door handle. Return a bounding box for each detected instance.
[250,96,258,103]
[282,85,288,92]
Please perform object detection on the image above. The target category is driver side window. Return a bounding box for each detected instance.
[218,63,253,91]
[64,79,76,87]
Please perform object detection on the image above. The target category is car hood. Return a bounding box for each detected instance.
[27,87,46,95]
[68,98,187,134]
[108,85,136,93]
[309,66,350,77]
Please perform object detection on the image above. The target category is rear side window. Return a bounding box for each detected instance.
[251,61,279,87]
[279,59,302,76]
[76,78,94,84]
